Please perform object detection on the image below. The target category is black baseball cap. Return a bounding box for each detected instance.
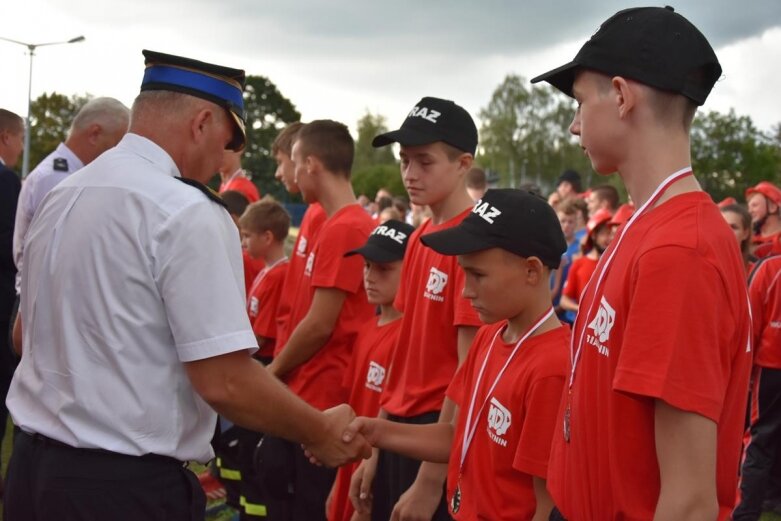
[372,97,478,155]
[141,50,247,151]
[345,219,415,263]
[530,6,721,106]
[420,189,567,268]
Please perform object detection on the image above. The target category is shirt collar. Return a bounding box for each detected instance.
[117,133,181,178]
[55,142,85,172]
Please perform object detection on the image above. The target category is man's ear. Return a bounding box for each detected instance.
[611,76,636,120]
[191,108,213,144]
[86,123,103,144]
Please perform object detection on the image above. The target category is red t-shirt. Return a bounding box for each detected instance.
[380,210,483,417]
[219,173,260,203]
[749,255,781,369]
[562,256,598,302]
[283,204,377,410]
[242,251,265,296]
[445,322,569,521]
[547,192,752,520]
[328,317,401,521]
[246,258,288,359]
[274,203,327,355]
[753,232,781,259]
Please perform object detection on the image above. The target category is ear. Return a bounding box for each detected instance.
[611,76,636,120]
[263,229,275,246]
[525,256,545,286]
[190,108,213,144]
[86,123,103,144]
[304,154,320,176]
[457,153,474,175]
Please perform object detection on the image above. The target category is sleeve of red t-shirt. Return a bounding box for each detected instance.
[613,245,738,422]
[562,259,580,300]
[452,260,482,327]
[311,220,367,293]
[512,374,566,479]
[252,267,284,340]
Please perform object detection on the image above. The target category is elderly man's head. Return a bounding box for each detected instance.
[0,109,24,168]
[66,97,130,165]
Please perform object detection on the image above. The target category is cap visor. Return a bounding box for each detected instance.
[227,111,246,152]
[372,127,442,148]
[530,61,579,97]
[420,225,496,256]
[344,244,402,263]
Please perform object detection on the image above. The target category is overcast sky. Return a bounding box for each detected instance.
[2,0,781,136]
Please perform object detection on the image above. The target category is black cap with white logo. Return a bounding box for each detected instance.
[345,219,415,263]
[530,6,721,106]
[372,97,478,155]
[420,189,567,268]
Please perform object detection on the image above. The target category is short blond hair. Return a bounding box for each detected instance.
[238,196,290,242]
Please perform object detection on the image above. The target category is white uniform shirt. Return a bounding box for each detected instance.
[7,133,257,462]
[12,142,84,294]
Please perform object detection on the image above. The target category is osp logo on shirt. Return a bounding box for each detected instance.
[249,297,259,317]
[296,236,308,258]
[586,296,615,357]
[304,252,315,277]
[365,361,386,393]
[486,397,511,447]
[424,267,448,302]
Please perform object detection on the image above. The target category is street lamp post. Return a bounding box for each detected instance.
[0,35,85,177]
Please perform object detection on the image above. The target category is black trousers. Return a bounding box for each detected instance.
[4,431,205,521]
[371,411,451,521]
[257,435,336,521]
[734,367,781,521]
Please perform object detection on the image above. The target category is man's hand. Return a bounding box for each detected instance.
[304,404,372,467]
[349,449,379,514]
[390,474,444,521]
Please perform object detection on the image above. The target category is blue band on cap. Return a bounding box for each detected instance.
[142,65,244,112]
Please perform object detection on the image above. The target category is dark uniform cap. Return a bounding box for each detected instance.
[141,50,247,152]
[345,219,415,263]
[421,189,567,269]
[531,6,722,106]
[372,97,478,155]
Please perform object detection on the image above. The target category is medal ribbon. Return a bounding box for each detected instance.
[459,307,555,470]
[568,166,694,388]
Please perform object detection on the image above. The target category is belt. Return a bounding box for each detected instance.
[23,431,187,467]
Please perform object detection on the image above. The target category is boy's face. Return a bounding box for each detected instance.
[240,228,270,260]
[557,211,577,241]
[458,248,531,324]
[399,143,466,207]
[363,259,402,306]
[570,70,622,175]
[291,140,316,203]
[274,150,299,194]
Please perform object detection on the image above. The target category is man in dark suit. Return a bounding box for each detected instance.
[0,108,23,496]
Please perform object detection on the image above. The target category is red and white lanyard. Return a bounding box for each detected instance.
[246,256,288,308]
[459,307,555,471]
[568,166,693,389]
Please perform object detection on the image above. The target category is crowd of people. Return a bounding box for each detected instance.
[0,6,779,521]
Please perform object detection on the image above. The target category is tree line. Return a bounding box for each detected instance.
[24,73,780,202]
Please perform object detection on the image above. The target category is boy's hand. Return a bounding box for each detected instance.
[390,475,444,521]
[303,404,372,467]
[342,416,380,446]
[349,449,379,514]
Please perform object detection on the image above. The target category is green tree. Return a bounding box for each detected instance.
[28,92,91,170]
[240,75,301,201]
[351,111,404,198]
[478,74,592,192]
[691,109,781,201]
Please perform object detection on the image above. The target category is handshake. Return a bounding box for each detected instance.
[302,404,377,468]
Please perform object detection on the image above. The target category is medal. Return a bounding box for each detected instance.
[451,482,462,514]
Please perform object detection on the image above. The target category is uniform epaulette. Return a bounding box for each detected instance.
[175,177,228,210]
[53,158,69,172]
